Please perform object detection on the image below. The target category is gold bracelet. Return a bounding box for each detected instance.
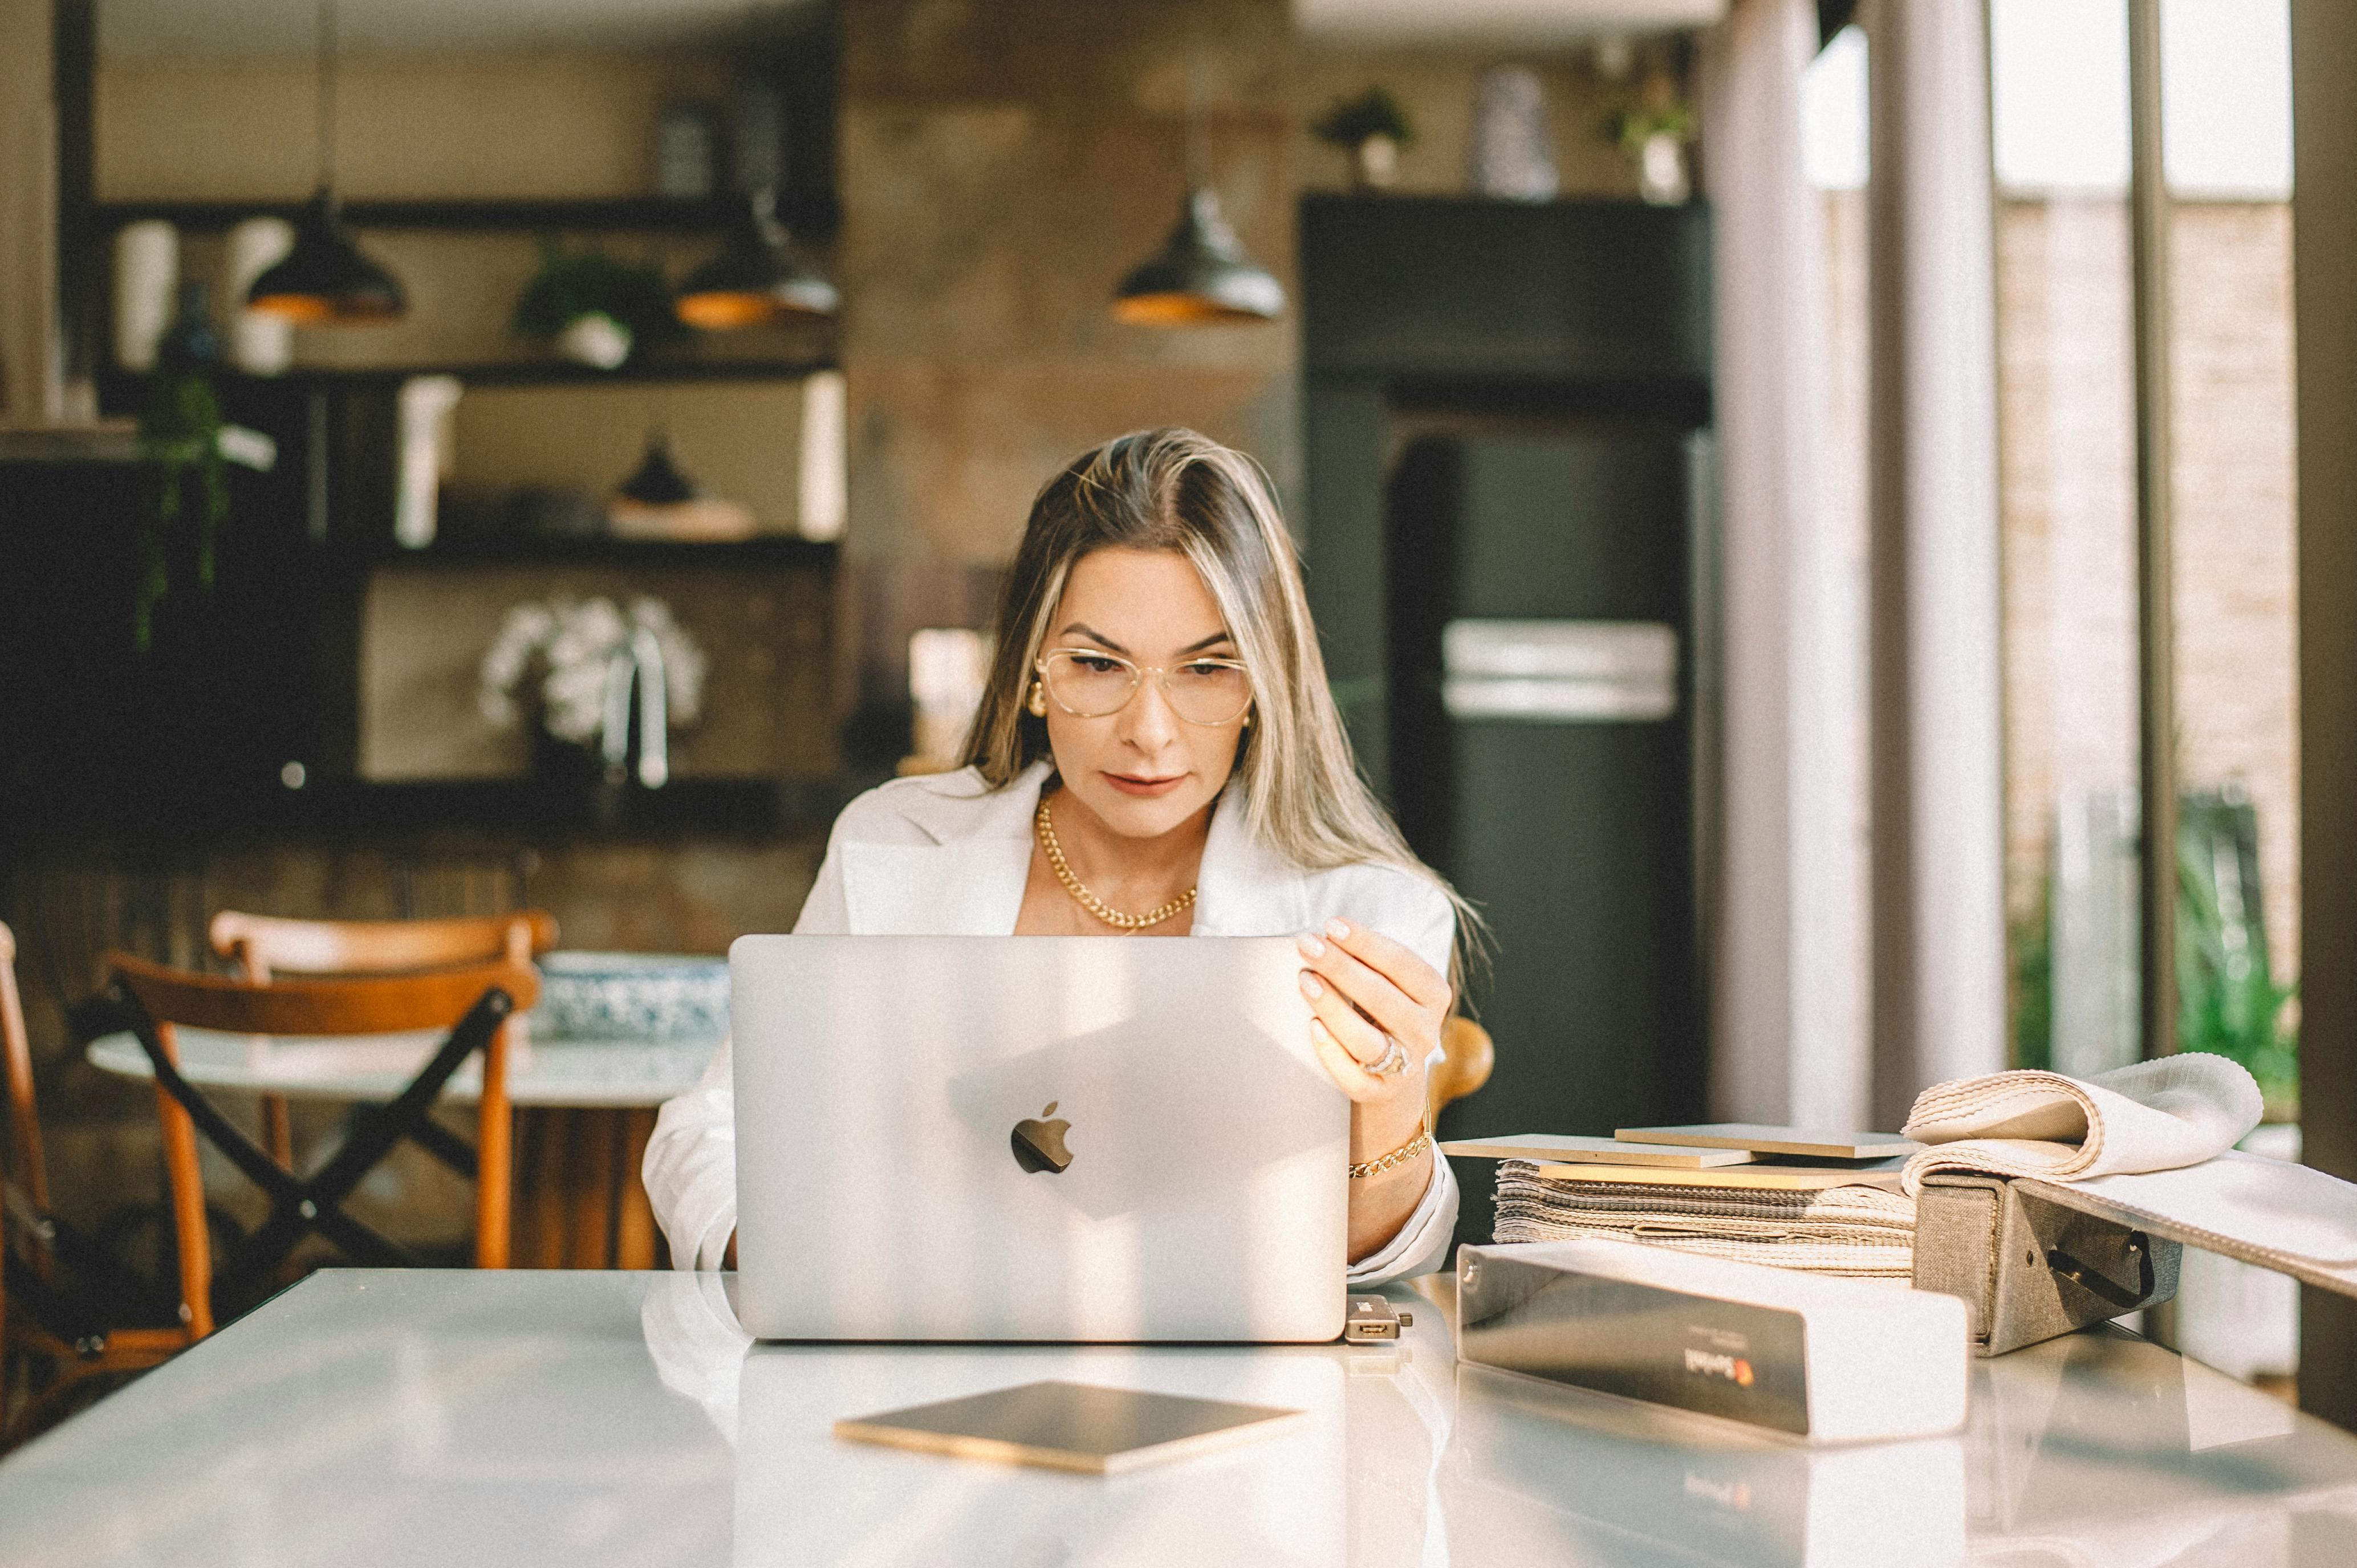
[1348,1121,1432,1180]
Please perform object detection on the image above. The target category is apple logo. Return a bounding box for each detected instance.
[1010,1101,1074,1174]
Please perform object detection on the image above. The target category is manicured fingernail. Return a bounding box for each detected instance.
[1297,931,1326,958]
[1299,971,1324,999]
[1327,918,1351,940]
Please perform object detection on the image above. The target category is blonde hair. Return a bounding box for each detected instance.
[964,428,1484,991]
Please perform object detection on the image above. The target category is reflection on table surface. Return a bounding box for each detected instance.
[2,1269,2354,1567]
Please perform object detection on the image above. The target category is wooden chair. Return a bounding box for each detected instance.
[208,911,558,1172]
[4,922,191,1448]
[1432,1015,1496,1126]
[100,952,539,1335]
[210,911,559,981]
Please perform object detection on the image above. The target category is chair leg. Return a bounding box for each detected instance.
[474,1020,513,1269]
[153,1034,215,1339]
[615,1109,659,1270]
[571,1110,615,1269]
[526,1111,570,1270]
[260,1093,294,1170]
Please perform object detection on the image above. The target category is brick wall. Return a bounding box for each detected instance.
[1996,196,2302,1000]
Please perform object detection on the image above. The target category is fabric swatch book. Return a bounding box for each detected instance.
[1493,1160,1919,1278]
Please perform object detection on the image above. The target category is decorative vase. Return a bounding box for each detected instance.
[112,221,178,372]
[1468,66,1558,202]
[555,312,632,370]
[656,100,721,199]
[1637,132,1691,206]
[220,218,297,373]
[530,720,604,791]
[1350,135,1399,190]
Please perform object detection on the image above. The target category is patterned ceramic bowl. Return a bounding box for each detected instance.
[534,952,730,1042]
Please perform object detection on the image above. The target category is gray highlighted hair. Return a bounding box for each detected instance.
[962,427,1482,990]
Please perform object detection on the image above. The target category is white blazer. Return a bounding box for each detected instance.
[642,759,1462,1285]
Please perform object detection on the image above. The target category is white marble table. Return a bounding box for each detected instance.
[86,1026,719,1109]
[3,1268,2355,1567]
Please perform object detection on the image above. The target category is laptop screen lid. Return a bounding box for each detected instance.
[728,935,1348,1343]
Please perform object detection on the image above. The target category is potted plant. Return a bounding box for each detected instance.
[1312,87,1416,191]
[1603,72,1696,207]
[510,241,684,369]
[478,594,709,788]
[135,281,229,653]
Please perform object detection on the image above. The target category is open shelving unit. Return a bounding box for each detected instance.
[350,535,839,570]
[91,193,840,239]
[95,356,839,419]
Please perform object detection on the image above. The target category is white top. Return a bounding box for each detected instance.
[642,760,1461,1284]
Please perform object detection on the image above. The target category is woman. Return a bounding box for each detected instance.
[644,428,1480,1284]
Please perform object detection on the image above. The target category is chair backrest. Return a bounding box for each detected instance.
[111,952,542,1037]
[105,952,543,1335]
[1432,1015,1496,1125]
[209,910,558,981]
[1,921,45,1213]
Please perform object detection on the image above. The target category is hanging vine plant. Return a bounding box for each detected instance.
[135,284,231,653]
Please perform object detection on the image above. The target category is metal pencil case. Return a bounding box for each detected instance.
[1910,1155,2357,1357]
[1911,1174,2180,1357]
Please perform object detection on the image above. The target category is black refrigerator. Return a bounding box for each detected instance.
[1299,196,1713,1250]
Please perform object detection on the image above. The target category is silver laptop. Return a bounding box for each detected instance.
[728,935,1348,1342]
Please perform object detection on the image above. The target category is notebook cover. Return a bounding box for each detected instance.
[832,1380,1306,1475]
[1616,1124,1922,1160]
[1524,1158,1908,1192]
[1442,1134,1755,1168]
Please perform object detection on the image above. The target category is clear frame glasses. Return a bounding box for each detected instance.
[1036,648,1254,726]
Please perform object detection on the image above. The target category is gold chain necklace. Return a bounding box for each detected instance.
[1034,796,1197,931]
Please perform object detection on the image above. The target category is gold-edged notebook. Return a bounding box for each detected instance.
[833,1380,1307,1475]
[1525,1157,1909,1192]
[1615,1123,1923,1161]
[1441,1133,1755,1168]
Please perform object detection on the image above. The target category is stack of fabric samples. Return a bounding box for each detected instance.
[1444,1127,1923,1280]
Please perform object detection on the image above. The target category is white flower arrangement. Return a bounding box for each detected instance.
[479,595,709,744]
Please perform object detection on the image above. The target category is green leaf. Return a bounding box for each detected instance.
[1312,88,1416,150]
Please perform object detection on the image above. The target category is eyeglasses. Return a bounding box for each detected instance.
[1035,647,1254,726]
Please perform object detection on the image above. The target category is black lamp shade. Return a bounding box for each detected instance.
[1112,189,1285,326]
[676,189,839,329]
[617,431,698,505]
[246,188,406,323]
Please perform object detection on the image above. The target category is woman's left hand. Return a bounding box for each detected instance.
[1296,918,1449,1106]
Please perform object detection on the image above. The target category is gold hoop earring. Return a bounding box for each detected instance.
[1027,681,1049,718]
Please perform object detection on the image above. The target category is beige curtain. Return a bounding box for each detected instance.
[1864,0,2007,1125]
[1700,0,1873,1130]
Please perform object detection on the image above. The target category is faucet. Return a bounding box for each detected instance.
[599,624,669,788]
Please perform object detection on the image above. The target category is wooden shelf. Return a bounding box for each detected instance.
[223,356,834,388]
[1,773,848,846]
[92,193,840,239]
[93,359,836,425]
[350,536,839,570]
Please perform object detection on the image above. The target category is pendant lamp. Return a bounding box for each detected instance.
[676,188,839,329]
[246,0,405,323]
[1110,47,1283,328]
[1112,188,1285,326]
[616,431,698,506]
